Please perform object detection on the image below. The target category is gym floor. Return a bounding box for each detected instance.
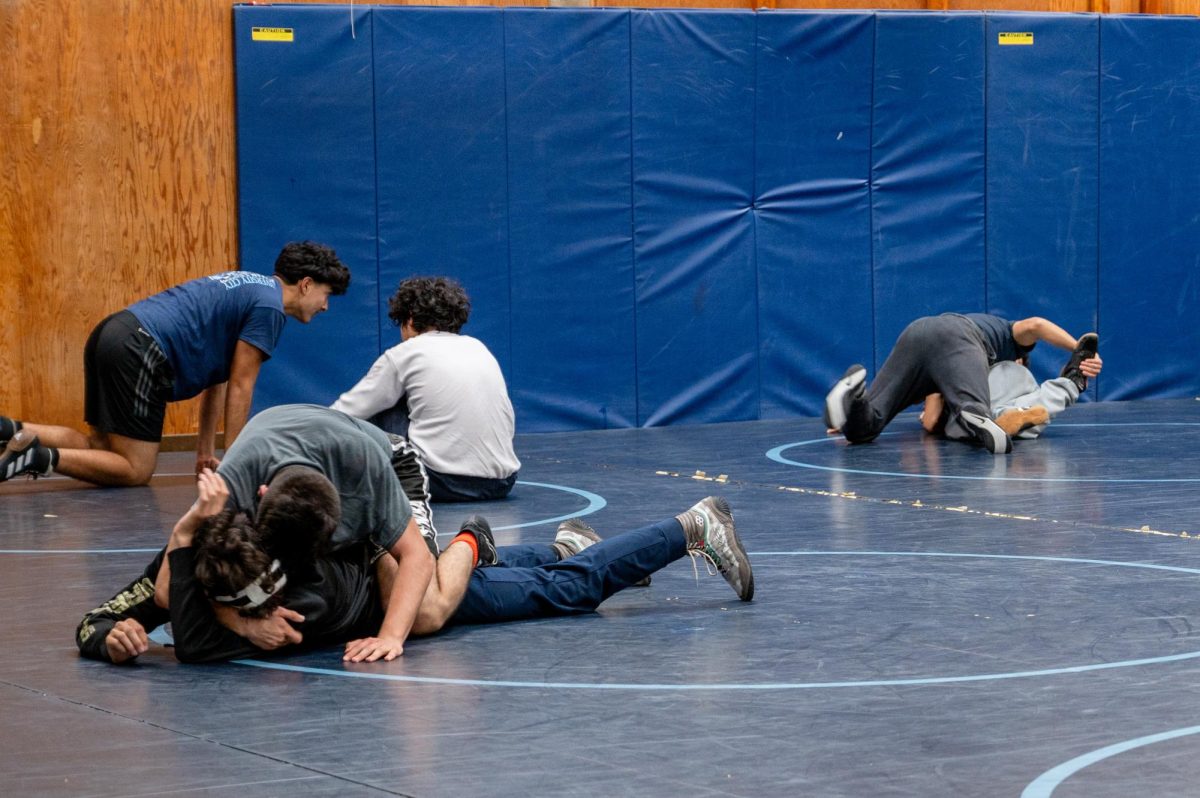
[2,398,1199,797]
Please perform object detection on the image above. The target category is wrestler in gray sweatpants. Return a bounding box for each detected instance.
[986,361,1079,439]
[843,315,994,444]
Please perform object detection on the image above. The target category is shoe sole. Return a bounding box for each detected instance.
[960,411,1012,455]
[707,497,754,602]
[995,406,1050,436]
[823,366,866,431]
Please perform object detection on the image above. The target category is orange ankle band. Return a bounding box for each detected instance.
[452,532,479,566]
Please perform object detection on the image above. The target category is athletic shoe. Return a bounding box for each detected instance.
[459,515,498,567]
[959,410,1012,455]
[0,431,49,482]
[553,518,602,559]
[823,365,866,431]
[1060,332,1098,392]
[995,406,1050,436]
[0,415,17,445]
[682,497,754,602]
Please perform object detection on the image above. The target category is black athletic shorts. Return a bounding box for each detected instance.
[84,310,174,442]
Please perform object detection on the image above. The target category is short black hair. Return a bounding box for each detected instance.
[387,276,470,334]
[274,241,351,295]
[255,466,340,571]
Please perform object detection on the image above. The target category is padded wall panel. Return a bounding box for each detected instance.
[234,6,380,411]
[872,13,986,358]
[373,8,510,371]
[631,10,758,426]
[986,14,1099,390]
[1098,16,1200,400]
[505,9,636,431]
[756,13,875,419]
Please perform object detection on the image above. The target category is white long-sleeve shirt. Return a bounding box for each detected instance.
[332,332,520,478]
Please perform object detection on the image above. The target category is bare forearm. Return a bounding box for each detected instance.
[197,384,225,458]
[1013,317,1078,351]
[222,379,255,449]
[378,550,435,643]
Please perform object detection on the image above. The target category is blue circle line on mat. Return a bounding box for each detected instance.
[768,423,1200,483]
[1022,724,1200,798]
[0,481,605,553]
[233,551,1200,690]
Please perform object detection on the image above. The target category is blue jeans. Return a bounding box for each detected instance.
[450,518,687,625]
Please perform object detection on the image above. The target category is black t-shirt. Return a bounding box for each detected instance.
[963,313,1036,364]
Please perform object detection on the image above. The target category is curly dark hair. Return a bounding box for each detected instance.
[387,276,470,333]
[194,511,281,618]
[254,466,339,572]
[274,241,351,295]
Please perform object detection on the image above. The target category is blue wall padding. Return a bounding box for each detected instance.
[755,13,875,419]
[631,10,758,426]
[986,14,1100,392]
[872,13,987,360]
[234,6,380,412]
[1099,16,1200,400]
[372,8,511,373]
[235,7,1197,430]
[504,9,638,430]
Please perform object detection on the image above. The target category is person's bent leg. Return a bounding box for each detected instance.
[53,432,160,486]
[928,317,1010,453]
[387,434,439,551]
[842,318,939,443]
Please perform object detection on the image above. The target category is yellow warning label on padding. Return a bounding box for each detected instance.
[999,32,1034,46]
[252,27,294,43]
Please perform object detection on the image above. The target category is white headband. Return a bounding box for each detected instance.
[213,559,288,608]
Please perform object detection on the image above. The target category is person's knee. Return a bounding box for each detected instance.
[412,601,450,636]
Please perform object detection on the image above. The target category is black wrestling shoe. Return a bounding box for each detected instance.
[0,431,52,482]
[823,365,866,431]
[959,410,1012,455]
[0,415,18,446]
[1060,332,1098,392]
[459,515,498,567]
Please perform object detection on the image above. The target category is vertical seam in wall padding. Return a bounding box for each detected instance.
[868,13,878,376]
[628,11,639,428]
[369,8,382,358]
[982,13,990,313]
[751,9,762,421]
[502,10,514,384]
[1099,17,1104,400]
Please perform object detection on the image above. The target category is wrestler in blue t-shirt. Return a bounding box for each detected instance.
[0,241,351,488]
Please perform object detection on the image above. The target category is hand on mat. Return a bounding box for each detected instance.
[1081,354,1103,378]
[195,454,221,476]
[242,607,304,650]
[343,634,404,663]
[105,618,149,664]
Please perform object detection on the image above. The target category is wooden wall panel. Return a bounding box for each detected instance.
[1,0,1192,443]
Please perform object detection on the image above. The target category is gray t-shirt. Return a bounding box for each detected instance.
[218,404,412,551]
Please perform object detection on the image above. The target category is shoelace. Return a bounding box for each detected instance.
[686,547,720,585]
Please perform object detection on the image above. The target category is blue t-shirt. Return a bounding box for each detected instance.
[963,313,1035,364]
[127,272,286,400]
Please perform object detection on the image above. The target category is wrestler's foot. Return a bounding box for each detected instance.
[678,497,754,602]
[459,515,498,567]
[960,410,1012,455]
[0,431,54,482]
[823,365,866,432]
[1060,333,1098,392]
[995,406,1050,437]
[552,518,601,560]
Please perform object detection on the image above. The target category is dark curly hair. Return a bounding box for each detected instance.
[387,276,470,333]
[194,511,281,618]
[254,466,339,570]
[274,241,351,295]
